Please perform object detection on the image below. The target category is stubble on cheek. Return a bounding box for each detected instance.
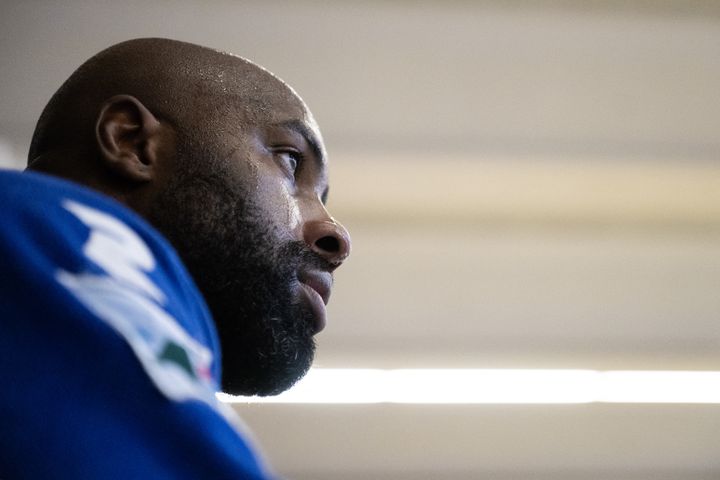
[282,183,302,232]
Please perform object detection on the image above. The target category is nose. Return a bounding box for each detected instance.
[303,219,351,267]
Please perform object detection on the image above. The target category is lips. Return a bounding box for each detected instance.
[297,270,333,333]
[298,270,332,305]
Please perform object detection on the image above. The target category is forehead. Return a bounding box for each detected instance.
[190,55,327,163]
[227,71,326,158]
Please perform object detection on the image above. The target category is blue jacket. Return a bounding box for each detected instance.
[0,169,273,479]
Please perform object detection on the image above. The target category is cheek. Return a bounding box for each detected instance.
[253,173,303,240]
[235,145,304,239]
[282,182,302,232]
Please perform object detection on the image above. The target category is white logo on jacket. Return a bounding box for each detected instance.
[56,200,217,404]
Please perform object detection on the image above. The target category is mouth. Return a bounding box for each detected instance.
[297,270,333,334]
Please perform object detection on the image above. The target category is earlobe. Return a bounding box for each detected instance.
[95,95,163,183]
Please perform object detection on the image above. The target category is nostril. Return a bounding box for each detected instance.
[304,220,351,264]
[315,235,340,253]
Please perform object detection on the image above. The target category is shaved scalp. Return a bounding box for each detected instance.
[28,37,298,166]
[26,38,327,396]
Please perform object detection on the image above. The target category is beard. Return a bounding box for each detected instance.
[147,151,326,396]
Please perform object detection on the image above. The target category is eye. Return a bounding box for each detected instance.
[274,150,303,179]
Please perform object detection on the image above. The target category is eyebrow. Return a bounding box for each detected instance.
[272,119,326,165]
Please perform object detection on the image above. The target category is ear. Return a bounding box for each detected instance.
[95,95,164,183]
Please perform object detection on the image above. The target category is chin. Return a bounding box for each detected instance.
[220,348,315,397]
[218,309,317,397]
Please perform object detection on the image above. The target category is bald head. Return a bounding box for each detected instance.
[28,37,307,171]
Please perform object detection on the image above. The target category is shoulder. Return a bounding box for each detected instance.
[0,170,274,479]
[0,168,221,390]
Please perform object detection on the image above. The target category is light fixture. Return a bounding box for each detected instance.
[218,369,720,404]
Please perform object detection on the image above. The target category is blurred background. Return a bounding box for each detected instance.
[1,1,719,478]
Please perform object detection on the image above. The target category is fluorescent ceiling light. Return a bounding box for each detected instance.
[218,369,720,404]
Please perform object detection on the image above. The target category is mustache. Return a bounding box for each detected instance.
[284,241,335,273]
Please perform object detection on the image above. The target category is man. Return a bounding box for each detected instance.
[0,38,350,478]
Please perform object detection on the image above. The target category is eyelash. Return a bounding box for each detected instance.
[274,149,304,178]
